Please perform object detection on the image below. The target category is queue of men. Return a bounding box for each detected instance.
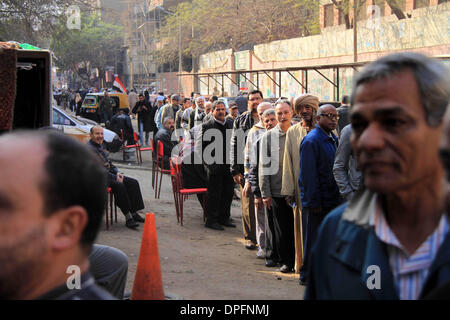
[187,52,450,298]
[1,52,450,300]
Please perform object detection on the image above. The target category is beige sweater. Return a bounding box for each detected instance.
[281,123,309,204]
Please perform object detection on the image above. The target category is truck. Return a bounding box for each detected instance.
[0,42,121,152]
[0,42,52,133]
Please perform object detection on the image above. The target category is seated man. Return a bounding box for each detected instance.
[0,130,115,299]
[88,125,145,229]
[153,117,177,170]
[109,108,134,146]
[180,127,207,206]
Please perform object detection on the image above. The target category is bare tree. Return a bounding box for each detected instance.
[153,0,320,67]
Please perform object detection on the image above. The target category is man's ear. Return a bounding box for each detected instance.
[47,206,88,251]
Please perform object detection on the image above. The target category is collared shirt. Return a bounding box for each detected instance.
[370,195,450,300]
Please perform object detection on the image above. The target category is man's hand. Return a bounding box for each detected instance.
[255,197,263,210]
[285,196,295,206]
[243,181,252,197]
[117,173,124,183]
[233,173,244,185]
[262,197,273,209]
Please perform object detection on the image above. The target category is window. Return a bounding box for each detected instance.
[414,0,429,9]
[83,97,96,106]
[53,110,73,126]
[324,4,334,27]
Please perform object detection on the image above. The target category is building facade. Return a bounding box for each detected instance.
[190,0,449,100]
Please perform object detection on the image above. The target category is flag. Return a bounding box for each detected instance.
[112,76,126,94]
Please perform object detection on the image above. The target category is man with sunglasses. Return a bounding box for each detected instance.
[298,104,341,285]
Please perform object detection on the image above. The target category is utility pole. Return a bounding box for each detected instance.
[192,24,198,93]
[127,0,134,88]
[154,5,158,89]
[178,20,182,94]
[353,0,358,63]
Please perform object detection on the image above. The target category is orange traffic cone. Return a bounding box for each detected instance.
[130,212,165,300]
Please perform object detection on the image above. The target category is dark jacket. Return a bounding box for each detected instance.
[88,140,118,185]
[235,95,248,115]
[336,105,350,135]
[188,107,197,130]
[230,111,255,177]
[299,125,341,209]
[175,108,185,138]
[305,190,450,300]
[110,113,134,145]
[196,117,234,175]
[132,100,154,132]
[154,126,177,170]
[148,104,158,132]
[98,96,114,114]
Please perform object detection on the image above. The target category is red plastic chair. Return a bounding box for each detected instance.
[170,156,207,226]
[154,140,171,199]
[169,158,180,223]
[150,138,156,189]
[121,130,141,164]
[105,187,118,230]
[138,137,152,165]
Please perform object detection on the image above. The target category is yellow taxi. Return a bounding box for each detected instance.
[81,92,130,121]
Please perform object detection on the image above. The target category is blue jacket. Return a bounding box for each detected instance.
[299,125,340,209]
[305,190,450,299]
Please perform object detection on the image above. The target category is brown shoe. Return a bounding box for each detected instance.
[245,240,256,250]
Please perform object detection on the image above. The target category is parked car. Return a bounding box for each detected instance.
[52,106,121,152]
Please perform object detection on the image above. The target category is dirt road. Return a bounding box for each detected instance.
[96,151,305,300]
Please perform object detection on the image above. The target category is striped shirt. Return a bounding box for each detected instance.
[370,195,449,300]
